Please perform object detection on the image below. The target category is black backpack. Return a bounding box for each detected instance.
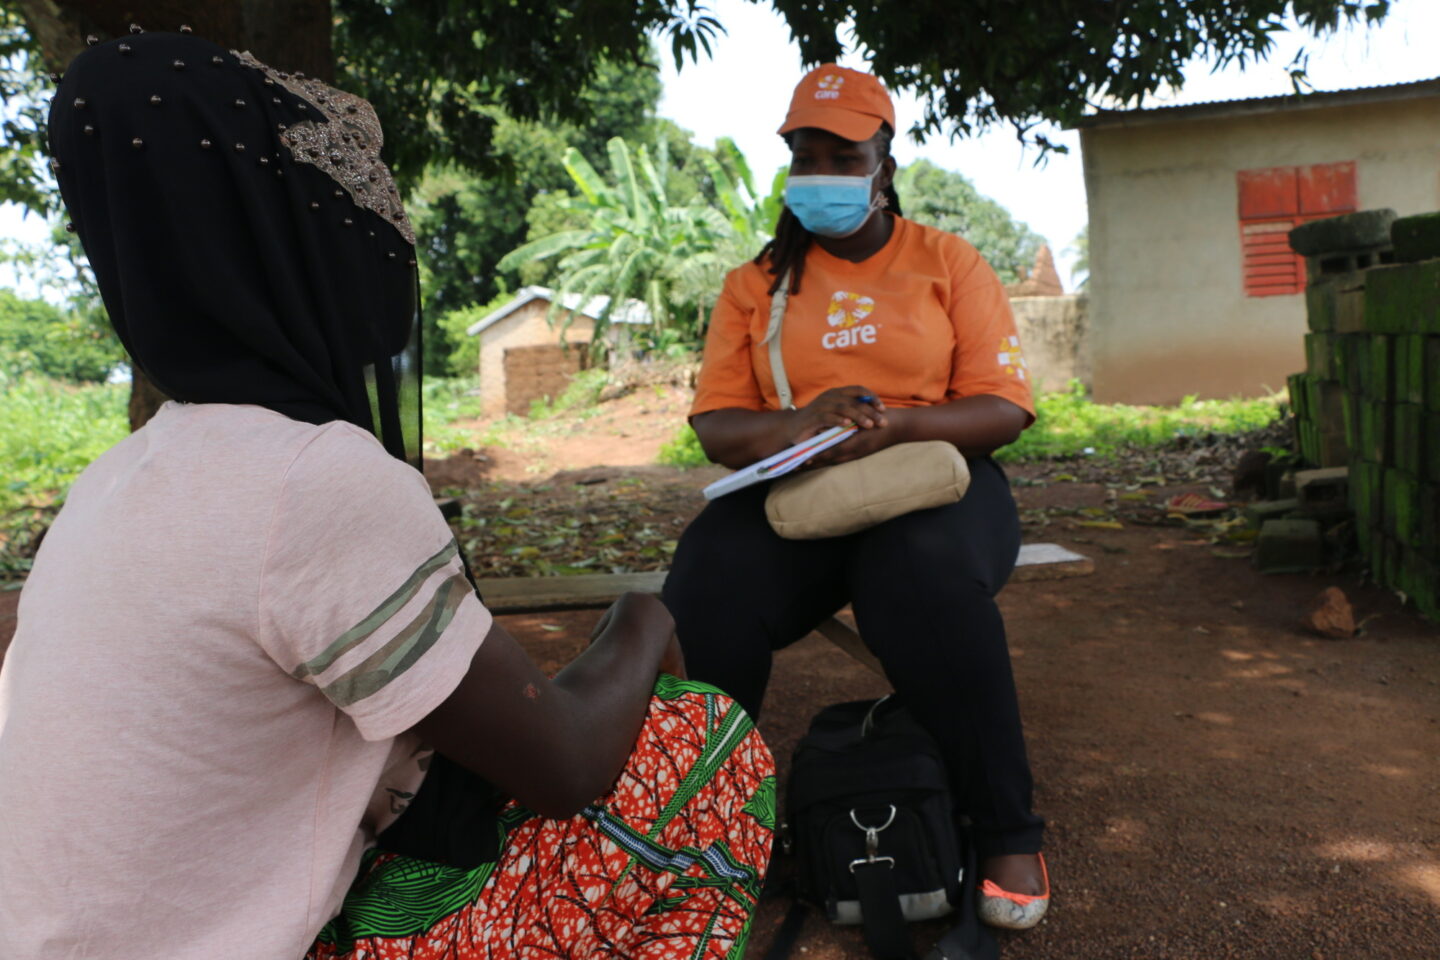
[772,697,997,960]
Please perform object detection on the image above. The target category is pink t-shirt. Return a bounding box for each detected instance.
[0,402,491,959]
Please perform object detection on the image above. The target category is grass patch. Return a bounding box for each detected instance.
[655,382,1286,470]
[1,374,128,578]
[997,381,1285,462]
[658,422,708,467]
[528,368,610,420]
[422,376,487,455]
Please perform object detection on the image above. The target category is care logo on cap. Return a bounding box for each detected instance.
[816,74,844,100]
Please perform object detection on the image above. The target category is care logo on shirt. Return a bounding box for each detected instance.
[997,335,1029,380]
[822,291,878,350]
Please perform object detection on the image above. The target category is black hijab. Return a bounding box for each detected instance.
[48,32,421,464]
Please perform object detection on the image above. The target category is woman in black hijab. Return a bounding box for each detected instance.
[49,30,421,460]
[0,31,772,960]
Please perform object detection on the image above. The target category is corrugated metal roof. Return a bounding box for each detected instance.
[1074,76,1440,130]
[465,286,652,337]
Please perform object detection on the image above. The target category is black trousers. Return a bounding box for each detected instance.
[663,456,1044,857]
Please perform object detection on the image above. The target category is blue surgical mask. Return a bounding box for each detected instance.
[784,162,885,238]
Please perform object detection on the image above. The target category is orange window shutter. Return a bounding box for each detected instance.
[1237,166,1299,218]
[1299,161,1357,215]
[1241,220,1304,297]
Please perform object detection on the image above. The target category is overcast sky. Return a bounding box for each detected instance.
[4,2,1438,298]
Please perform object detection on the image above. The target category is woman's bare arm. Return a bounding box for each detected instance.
[409,592,681,819]
[692,385,887,469]
[799,394,1030,468]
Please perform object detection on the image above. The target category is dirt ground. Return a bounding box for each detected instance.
[2,392,1437,959]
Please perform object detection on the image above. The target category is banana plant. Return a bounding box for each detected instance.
[498,135,780,357]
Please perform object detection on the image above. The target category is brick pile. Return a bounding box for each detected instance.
[1288,209,1440,621]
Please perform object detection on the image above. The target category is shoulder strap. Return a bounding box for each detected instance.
[852,859,918,960]
[762,271,796,410]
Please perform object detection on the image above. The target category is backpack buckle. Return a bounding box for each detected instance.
[848,805,897,872]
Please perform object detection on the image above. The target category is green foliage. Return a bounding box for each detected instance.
[500,136,782,357]
[997,381,1284,461]
[771,0,1390,148]
[894,160,1045,285]
[408,52,668,314]
[1,1,1397,222]
[0,289,123,383]
[435,289,518,378]
[657,384,1283,470]
[0,375,128,577]
[421,376,486,455]
[331,0,725,191]
[657,423,709,468]
[1067,225,1089,290]
[0,9,57,218]
[527,368,610,419]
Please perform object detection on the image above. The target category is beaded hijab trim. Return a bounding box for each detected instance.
[232,50,415,245]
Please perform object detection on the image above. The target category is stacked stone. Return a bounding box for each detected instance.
[1290,210,1440,620]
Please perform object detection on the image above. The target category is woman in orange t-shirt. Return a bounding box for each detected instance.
[662,64,1050,930]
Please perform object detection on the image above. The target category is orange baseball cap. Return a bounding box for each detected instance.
[778,64,896,143]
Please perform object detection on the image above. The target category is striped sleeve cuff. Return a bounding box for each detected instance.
[293,539,490,739]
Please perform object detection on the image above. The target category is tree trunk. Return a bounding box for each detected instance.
[126,368,170,432]
[15,0,334,429]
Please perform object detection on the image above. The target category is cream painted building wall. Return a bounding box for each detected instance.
[1081,88,1440,403]
[1010,295,1089,394]
[476,301,594,415]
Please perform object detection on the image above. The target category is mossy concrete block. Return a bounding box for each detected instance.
[1427,412,1440,483]
[1300,421,1321,466]
[1407,552,1439,622]
[1358,398,1391,466]
[1313,381,1350,466]
[1391,212,1440,264]
[1393,404,1423,475]
[1350,461,1383,530]
[1245,498,1300,525]
[1334,285,1368,333]
[1364,260,1440,334]
[1426,338,1440,413]
[1394,335,1425,406]
[1305,333,1334,379]
[1288,373,1310,421]
[1422,480,1440,549]
[1305,283,1337,332]
[1341,390,1360,452]
[1330,335,1351,387]
[1347,336,1369,394]
[1386,469,1423,546]
[1290,209,1397,256]
[1362,335,1393,402]
[1255,518,1325,573]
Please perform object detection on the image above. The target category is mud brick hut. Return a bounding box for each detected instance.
[465,287,651,417]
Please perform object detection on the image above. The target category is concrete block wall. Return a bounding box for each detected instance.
[1289,211,1440,620]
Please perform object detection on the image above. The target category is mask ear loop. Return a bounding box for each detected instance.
[823,168,888,240]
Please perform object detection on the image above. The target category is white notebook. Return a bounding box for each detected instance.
[701,425,859,500]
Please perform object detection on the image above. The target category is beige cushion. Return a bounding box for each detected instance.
[764,441,971,539]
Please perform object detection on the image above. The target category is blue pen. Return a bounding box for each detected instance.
[857,395,875,404]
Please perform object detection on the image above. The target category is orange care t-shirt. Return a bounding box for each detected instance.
[691,216,1035,422]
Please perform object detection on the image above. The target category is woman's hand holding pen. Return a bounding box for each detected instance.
[789,385,886,443]
[804,407,908,468]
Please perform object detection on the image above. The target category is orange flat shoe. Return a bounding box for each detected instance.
[977,853,1049,930]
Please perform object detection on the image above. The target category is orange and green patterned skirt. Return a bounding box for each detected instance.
[309,677,775,960]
